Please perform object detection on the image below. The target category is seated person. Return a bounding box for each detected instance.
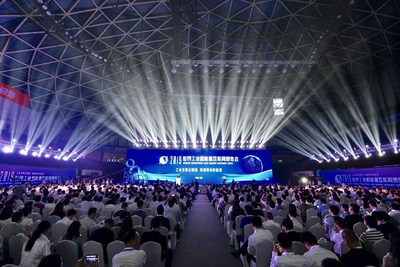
[271,232,311,267]
[340,229,379,267]
[141,217,173,267]
[112,229,146,267]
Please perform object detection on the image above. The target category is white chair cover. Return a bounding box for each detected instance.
[47,215,61,225]
[309,224,326,240]
[243,224,254,243]
[111,226,121,240]
[51,223,68,243]
[145,216,154,231]
[292,241,308,255]
[306,216,321,230]
[107,240,124,265]
[250,238,274,267]
[372,239,391,260]
[134,225,148,238]
[273,215,284,226]
[57,240,79,267]
[83,240,105,267]
[264,224,281,243]
[306,209,318,219]
[9,234,28,265]
[340,240,350,256]
[353,222,367,238]
[140,241,163,267]
[131,215,143,227]
[29,212,42,222]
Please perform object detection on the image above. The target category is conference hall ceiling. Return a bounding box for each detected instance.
[0,0,399,150]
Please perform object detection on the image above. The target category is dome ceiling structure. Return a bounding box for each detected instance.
[0,0,399,154]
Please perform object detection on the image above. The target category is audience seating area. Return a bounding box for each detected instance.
[0,181,194,266]
[208,183,400,267]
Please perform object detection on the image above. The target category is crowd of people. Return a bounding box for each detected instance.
[208,183,400,267]
[0,180,195,267]
[0,179,399,267]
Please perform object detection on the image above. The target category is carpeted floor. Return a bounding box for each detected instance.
[172,194,243,267]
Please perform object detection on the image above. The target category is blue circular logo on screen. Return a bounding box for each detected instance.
[159,156,168,165]
[240,155,263,174]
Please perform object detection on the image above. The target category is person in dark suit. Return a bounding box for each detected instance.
[236,205,254,243]
[141,217,173,267]
[89,219,115,264]
[132,200,147,224]
[155,204,171,231]
[339,229,379,267]
[345,203,363,230]
[282,218,302,242]
[372,211,399,239]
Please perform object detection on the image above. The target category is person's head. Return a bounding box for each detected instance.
[22,206,33,217]
[25,220,51,251]
[321,258,342,267]
[244,205,253,216]
[333,216,346,231]
[349,203,360,215]
[277,232,292,251]
[329,205,340,216]
[269,200,275,209]
[66,221,81,240]
[88,207,97,219]
[266,212,274,221]
[282,218,294,232]
[104,219,114,230]
[121,217,133,230]
[368,200,377,209]
[301,231,318,250]
[121,202,128,210]
[38,253,62,267]
[137,200,144,209]
[34,195,42,203]
[364,215,377,229]
[11,211,24,223]
[122,229,140,249]
[54,202,64,212]
[67,209,77,219]
[156,204,164,215]
[0,205,14,220]
[341,203,349,212]
[391,203,400,211]
[150,216,162,231]
[251,216,263,229]
[342,229,360,248]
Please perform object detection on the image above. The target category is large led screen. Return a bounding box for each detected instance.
[124,149,273,184]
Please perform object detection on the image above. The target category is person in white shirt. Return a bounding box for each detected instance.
[20,220,52,267]
[80,207,97,230]
[112,229,146,267]
[271,232,311,267]
[330,216,346,255]
[288,209,304,231]
[246,216,274,263]
[388,203,400,217]
[80,196,92,213]
[302,231,338,267]
[263,212,281,229]
[56,209,77,227]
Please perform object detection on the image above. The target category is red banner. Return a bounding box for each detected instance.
[0,82,30,107]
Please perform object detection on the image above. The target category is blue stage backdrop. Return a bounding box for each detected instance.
[124,149,273,184]
[321,166,400,187]
[0,164,77,186]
